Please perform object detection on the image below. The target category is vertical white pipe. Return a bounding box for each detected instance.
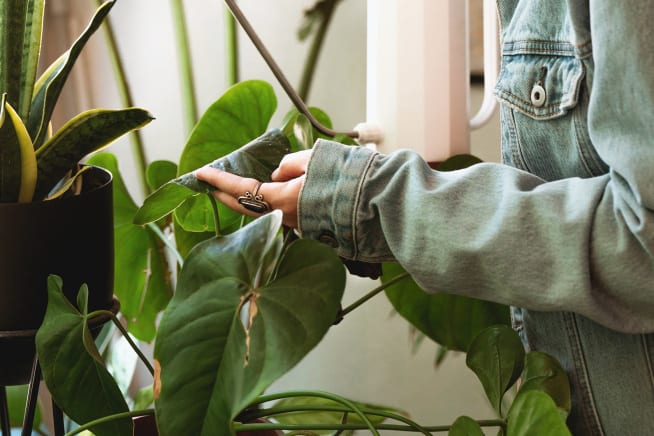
[366,0,470,162]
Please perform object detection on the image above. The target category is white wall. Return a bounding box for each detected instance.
[53,0,501,432]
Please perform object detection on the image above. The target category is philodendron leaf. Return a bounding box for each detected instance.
[154,211,346,435]
[383,263,510,352]
[87,152,173,342]
[35,275,132,436]
[518,352,571,416]
[506,391,571,436]
[448,416,484,436]
[28,0,115,147]
[34,107,153,200]
[133,128,290,227]
[146,160,178,191]
[465,325,525,416]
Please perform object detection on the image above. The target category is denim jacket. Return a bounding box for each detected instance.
[298,0,654,434]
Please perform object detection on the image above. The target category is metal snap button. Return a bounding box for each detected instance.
[530,83,546,107]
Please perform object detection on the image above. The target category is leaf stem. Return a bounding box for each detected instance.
[224,4,239,86]
[298,0,340,101]
[63,409,155,436]
[93,0,149,198]
[234,419,506,433]
[88,310,155,376]
[170,0,198,133]
[146,222,184,267]
[246,391,380,435]
[208,193,222,236]
[340,272,410,318]
[241,404,432,435]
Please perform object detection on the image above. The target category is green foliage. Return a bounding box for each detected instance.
[35,276,132,436]
[0,0,151,202]
[506,391,571,436]
[153,211,346,435]
[383,262,510,352]
[466,325,525,416]
[448,416,484,436]
[133,128,290,228]
[87,152,172,341]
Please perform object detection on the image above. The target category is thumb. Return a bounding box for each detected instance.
[271,149,313,181]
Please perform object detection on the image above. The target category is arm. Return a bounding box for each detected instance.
[299,2,654,333]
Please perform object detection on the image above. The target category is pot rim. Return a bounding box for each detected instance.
[0,164,112,210]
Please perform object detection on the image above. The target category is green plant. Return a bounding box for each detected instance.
[33,80,572,435]
[0,0,151,204]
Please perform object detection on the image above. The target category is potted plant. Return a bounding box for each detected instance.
[0,0,152,387]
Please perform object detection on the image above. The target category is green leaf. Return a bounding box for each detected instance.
[271,396,402,435]
[146,160,178,191]
[6,385,42,429]
[292,113,314,150]
[28,0,115,147]
[19,0,45,119]
[0,0,27,110]
[465,325,525,416]
[178,80,277,175]
[35,275,132,436]
[518,352,571,416]
[383,263,510,352]
[154,211,346,435]
[134,128,290,227]
[448,416,485,436]
[506,391,571,436]
[87,153,173,342]
[34,107,153,200]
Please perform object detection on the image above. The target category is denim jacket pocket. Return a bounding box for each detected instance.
[495,47,608,180]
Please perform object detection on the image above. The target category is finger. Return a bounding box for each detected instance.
[195,167,258,198]
[271,149,313,182]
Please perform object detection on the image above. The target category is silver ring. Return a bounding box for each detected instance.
[237,181,270,214]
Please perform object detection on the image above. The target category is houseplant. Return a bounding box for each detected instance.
[33,80,572,435]
[0,0,151,388]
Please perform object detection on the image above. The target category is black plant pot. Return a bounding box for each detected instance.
[0,166,115,386]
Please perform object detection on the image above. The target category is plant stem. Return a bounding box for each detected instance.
[147,222,184,267]
[241,404,432,435]
[247,391,380,435]
[170,0,198,134]
[339,272,410,318]
[224,4,239,86]
[63,409,155,436]
[208,193,222,236]
[93,0,150,197]
[298,0,340,101]
[88,310,155,376]
[234,420,506,433]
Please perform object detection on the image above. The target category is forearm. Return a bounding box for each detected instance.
[299,140,654,333]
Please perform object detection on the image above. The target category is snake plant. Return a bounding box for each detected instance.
[0,0,152,203]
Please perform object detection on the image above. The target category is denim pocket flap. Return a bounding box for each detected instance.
[494,53,585,120]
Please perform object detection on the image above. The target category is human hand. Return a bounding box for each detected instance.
[195,149,313,229]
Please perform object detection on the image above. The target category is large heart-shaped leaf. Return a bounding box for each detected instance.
[506,390,571,436]
[154,211,346,435]
[35,275,132,436]
[134,128,289,228]
[383,263,510,352]
[518,352,571,415]
[87,152,172,341]
[465,325,525,416]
